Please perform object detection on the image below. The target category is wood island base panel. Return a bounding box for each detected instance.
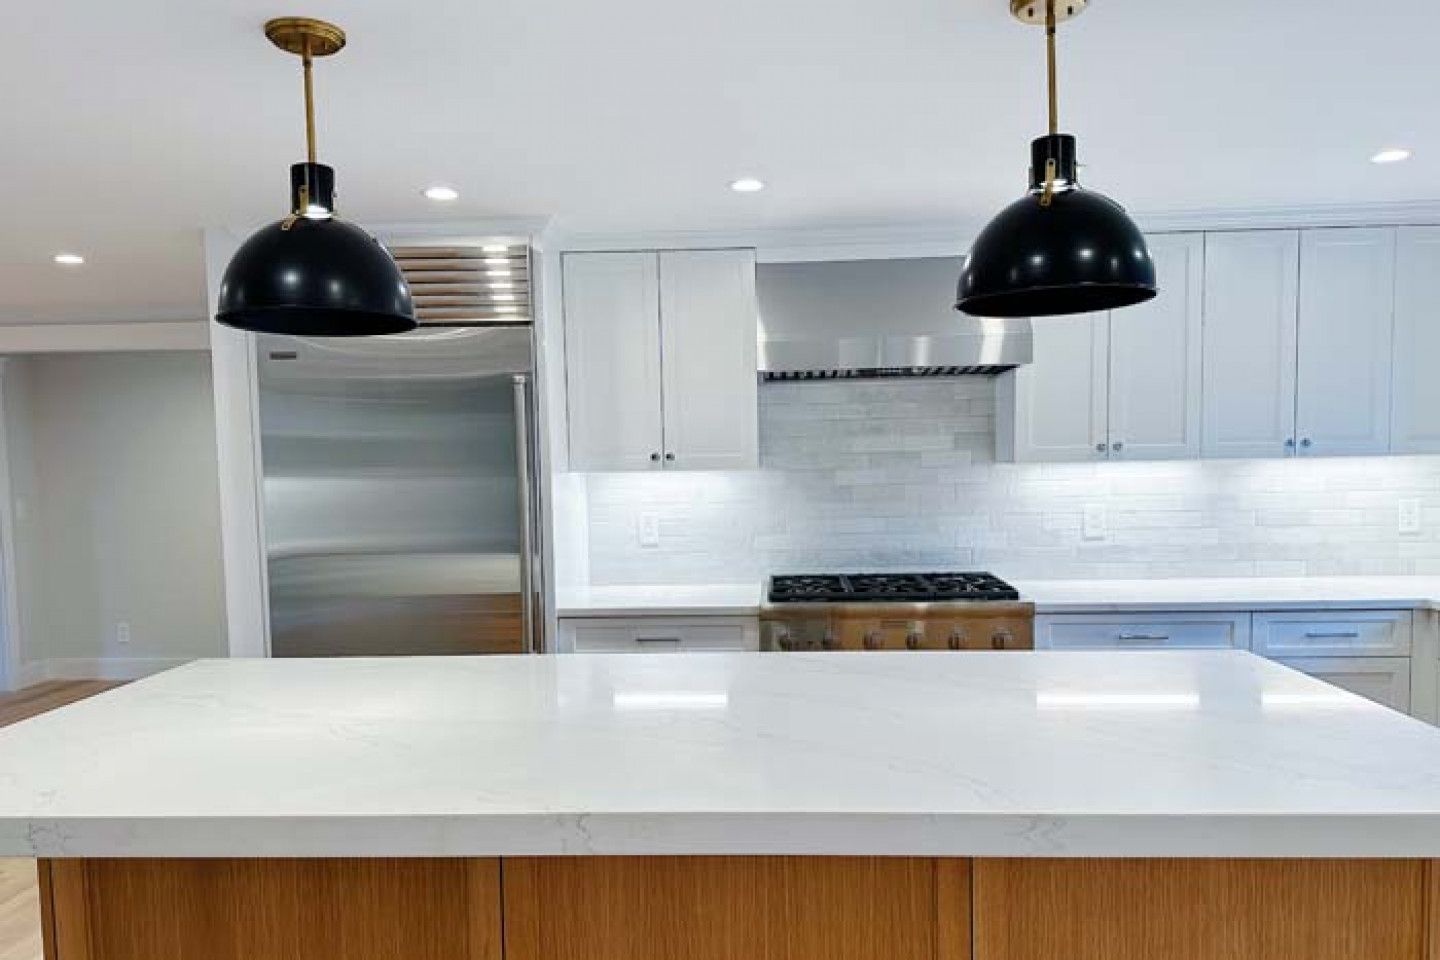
[36,857,1440,960]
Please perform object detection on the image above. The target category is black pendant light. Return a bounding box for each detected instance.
[215,17,416,336]
[956,0,1155,318]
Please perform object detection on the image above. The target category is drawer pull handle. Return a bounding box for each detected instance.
[1116,633,1169,642]
[635,637,682,643]
[1302,631,1361,639]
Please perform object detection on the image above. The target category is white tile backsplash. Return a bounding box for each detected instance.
[582,378,1440,585]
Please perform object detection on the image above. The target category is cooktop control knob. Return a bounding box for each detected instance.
[991,629,1013,650]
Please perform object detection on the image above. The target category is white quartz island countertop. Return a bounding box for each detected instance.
[2,652,1439,859]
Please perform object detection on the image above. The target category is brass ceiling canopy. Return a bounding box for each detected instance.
[1009,0,1087,24]
[263,17,346,58]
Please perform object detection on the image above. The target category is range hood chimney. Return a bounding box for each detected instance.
[757,257,1032,381]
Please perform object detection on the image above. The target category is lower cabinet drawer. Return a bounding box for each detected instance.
[1036,612,1250,650]
[1251,610,1412,657]
[558,617,759,653]
[1275,657,1412,713]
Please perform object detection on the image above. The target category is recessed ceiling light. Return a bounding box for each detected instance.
[1371,148,1412,165]
[53,253,85,265]
[423,185,460,201]
[729,177,765,193]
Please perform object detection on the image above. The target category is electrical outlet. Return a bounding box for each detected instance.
[637,512,661,548]
[116,621,131,645]
[1082,504,1107,541]
[1399,499,1423,535]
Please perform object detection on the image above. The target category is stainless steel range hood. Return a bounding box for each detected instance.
[757,257,1032,380]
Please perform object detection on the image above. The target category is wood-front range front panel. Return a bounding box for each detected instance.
[36,857,1440,960]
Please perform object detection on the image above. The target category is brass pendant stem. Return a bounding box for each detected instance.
[302,38,317,164]
[1045,0,1058,135]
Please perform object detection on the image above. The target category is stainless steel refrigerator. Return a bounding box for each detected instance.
[254,326,542,657]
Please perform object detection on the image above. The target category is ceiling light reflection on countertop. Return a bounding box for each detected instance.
[53,253,85,265]
[612,691,730,712]
[729,177,765,193]
[423,185,459,201]
[1370,148,1412,164]
[1036,692,1201,711]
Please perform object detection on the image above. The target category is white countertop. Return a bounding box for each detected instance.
[559,576,1440,617]
[1016,576,1440,612]
[1,652,1438,858]
[557,583,762,617]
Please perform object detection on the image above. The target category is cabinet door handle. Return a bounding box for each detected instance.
[1302,630,1361,640]
[650,452,661,462]
[1300,437,1313,449]
[1284,437,1296,449]
[1111,441,1124,453]
[635,636,682,643]
[1094,442,1107,453]
[664,452,676,462]
[1116,633,1169,642]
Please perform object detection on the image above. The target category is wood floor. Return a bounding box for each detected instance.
[0,680,126,960]
[0,681,125,729]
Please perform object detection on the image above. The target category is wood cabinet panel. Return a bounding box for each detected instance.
[41,858,500,960]
[503,857,943,960]
[973,858,1425,960]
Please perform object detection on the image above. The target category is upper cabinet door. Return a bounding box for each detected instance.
[657,249,760,470]
[1107,233,1204,460]
[996,312,1109,463]
[562,252,665,471]
[1200,230,1300,459]
[1390,226,1440,453]
[1295,228,1396,456]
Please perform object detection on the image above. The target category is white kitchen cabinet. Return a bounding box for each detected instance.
[996,311,1108,462]
[562,249,758,472]
[1295,228,1396,456]
[1200,230,1300,459]
[556,616,759,653]
[1250,610,1412,658]
[1107,233,1204,460]
[1390,226,1440,453]
[563,252,664,471]
[658,250,759,471]
[1274,657,1412,713]
[1035,612,1250,650]
[998,233,1204,463]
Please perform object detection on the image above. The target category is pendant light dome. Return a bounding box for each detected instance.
[215,18,416,337]
[956,0,1155,319]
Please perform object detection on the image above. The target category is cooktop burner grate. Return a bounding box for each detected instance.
[768,572,1020,603]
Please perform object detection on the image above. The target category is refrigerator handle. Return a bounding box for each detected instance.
[512,374,540,653]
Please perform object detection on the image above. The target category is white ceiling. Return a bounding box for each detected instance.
[0,0,1434,323]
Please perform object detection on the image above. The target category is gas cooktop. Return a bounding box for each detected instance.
[767,572,1021,604]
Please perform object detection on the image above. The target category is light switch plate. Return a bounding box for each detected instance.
[116,621,131,645]
[1082,504,1107,541]
[1399,498,1422,535]
[637,512,661,548]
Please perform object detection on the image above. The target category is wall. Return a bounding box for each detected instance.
[5,352,227,681]
[583,378,1440,585]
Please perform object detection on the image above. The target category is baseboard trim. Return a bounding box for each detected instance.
[16,658,193,684]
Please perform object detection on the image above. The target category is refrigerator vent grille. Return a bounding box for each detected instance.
[388,244,533,325]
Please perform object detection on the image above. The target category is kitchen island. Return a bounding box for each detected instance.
[3,652,1439,960]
